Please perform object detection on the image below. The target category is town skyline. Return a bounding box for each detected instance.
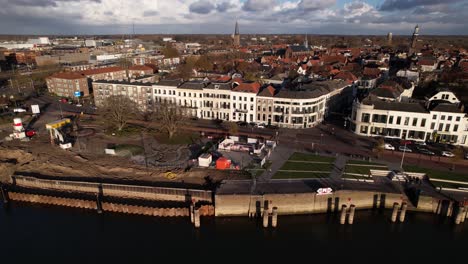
[0,0,467,35]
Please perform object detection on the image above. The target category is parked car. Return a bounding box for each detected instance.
[384,143,395,150]
[236,121,248,127]
[256,123,266,128]
[418,148,435,156]
[76,104,82,107]
[13,108,27,113]
[442,151,455,157]
[398,145,412,152]
[266,124,278,129]
[414,141,427,146]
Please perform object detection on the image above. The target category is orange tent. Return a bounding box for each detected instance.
[216,157,231,170]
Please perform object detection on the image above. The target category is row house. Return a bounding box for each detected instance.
[350,96,468,146]
[93,80,153,111]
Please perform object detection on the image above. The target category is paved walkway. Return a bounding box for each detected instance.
[258,145,294,182]
[330,155,348,180]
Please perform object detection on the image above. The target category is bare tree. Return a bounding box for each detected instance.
[372,138,385,159]
[452,147,464,171]
[100,95,137,131]
[156,101,186,139]
[229,122,239,136]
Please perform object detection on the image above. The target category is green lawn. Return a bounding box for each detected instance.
[342,174,372,180]
[273,171,330,179]
[344,164,387,175]
[289,152,336,163]
[404,165,468,182]
[280,161,333,171]
[431,181,468,189]
[347,160,386,166]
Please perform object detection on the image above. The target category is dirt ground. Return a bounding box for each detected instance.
[0,129,250,188]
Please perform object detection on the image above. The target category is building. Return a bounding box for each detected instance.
[233,21,240,47]
[128,65,154,78]
[93,80,153,111]
[47,66,127,97]
[46,72,90,98]
[27,37,50,45]
[350,94,468,146]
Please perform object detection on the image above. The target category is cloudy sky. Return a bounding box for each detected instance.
[0,0,467,35]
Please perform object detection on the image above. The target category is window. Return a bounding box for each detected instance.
[456,116,461,122]
[396,116,401,125]
[438,123,443,131]
[233,96,236,100]
[420,118,426,127]
[360,125,368,133]
[250,98,254,102]
[404,117,409,126]
[441,115,445,120]
[388,116,394,124]
[412,118,418,126]
[361,113,370,123]
[448,116,452,121]
[430,122,435,130]
[454,125,459,132]
[445,124,450,132]
[244,97,247,101]
[432,114,436,119]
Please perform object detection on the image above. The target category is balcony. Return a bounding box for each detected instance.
[234,109,248,113]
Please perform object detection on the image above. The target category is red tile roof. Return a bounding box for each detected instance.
[363,67,381,78]
[81,66,125,76]
[129,65,153,71]
[232,82,261,93]
[49,72,86,80]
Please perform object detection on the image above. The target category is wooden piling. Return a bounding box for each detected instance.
[194,208,200,228]
[447,201,454,217]
[190,205,194,223]
[348,204,356,225]
[0,184,8,204]
[340,205,347,225]
[96,193,103,214]
[391,202,399,223]
[399,202,407,223]
[271,207,278,228]
[455,207,464,225]
[263,209,269,228]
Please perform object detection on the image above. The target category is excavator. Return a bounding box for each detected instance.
[45,118,73,149]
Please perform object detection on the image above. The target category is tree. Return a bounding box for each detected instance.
[229,122,239,136]
[452,147,464,171]
[100,95,137,131]
[117,56,132,71]
[195,55,213,71]
[372,138,385,159]
[156,101,186,139]
[162,44,179,58]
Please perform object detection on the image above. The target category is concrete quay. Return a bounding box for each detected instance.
[214,178,458,218]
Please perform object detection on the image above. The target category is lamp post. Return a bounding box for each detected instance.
[400,142,407,169]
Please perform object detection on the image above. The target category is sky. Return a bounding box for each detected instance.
[0,0,467,35]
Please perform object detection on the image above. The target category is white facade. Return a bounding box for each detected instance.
[428,91,460,104]
[351,100,468,146]
[230,91,257,123]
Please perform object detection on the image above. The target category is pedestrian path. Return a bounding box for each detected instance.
[330,155,348,180]
[258,145,294,182]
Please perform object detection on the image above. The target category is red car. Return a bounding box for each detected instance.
[400,140,412,145]
[25,130,36,137]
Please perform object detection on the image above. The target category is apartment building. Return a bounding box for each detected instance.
[350,95,468,146]
[47,66,127,97]
[93,78,353,129]
[46,72,89,97]
[93,80,153,111]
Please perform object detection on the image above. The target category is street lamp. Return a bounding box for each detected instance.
[400,142,408,169]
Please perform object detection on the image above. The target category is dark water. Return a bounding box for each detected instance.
[1,202,467,263]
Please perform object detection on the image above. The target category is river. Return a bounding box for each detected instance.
[1,202,466,263]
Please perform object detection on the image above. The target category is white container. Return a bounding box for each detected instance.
[198,153,212,167]
[13,118,23,132]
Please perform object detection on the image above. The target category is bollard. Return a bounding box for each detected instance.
[96,194,102,214]
[399,203,407,223]
[194,208,200,228]
[348,205,356,225]
[0,184,8,204]
[391,202,399,223]
[340,205,347,225]
[190,205,194,223]
[271,207,278,228]
[465,207,468,221]
[460,207,466,223]
[455,208,464,225]
[447,201,454,217]
[263,209,269,228]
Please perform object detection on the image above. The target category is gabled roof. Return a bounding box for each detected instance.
[430,102,463,113]
[49,72,86,80]
[334,71,357,83]
[128,65,153,71]
[363,67,381,78]
[258,85,276,97]
[232,82,261,93]
[81,66,125,76]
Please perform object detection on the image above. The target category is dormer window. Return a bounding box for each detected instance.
[214,85,220,89]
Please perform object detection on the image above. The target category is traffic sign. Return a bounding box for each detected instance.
[31,104,40,114]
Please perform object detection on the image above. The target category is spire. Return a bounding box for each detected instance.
[414,24,419,35]
[235,21,239,35]
[304,33,308,48]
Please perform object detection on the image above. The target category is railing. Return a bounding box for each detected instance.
[12,175,212,202]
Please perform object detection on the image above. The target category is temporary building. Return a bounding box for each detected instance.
[198,153,212,167]
[216,157,231,170]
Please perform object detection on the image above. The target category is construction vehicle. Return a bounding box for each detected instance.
[5,118,36,141]
[45,118,73,149]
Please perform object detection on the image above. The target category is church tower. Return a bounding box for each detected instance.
[409,25,419,54]
[233,21,240,47]
[304,33,309,49]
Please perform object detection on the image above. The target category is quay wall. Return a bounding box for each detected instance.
[8,192,215,217]
[215,191,439,216]
[12,175,212,203]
